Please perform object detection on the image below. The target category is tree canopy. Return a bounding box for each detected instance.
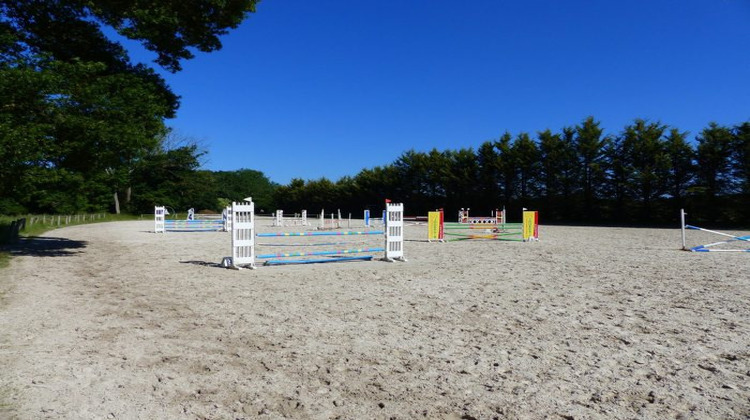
[0,0,257,213]
[272,117,750,226]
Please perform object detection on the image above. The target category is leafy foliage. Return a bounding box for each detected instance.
[0,0,256,213]
[270,117,749,226]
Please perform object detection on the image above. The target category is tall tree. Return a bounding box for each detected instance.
[0,0,257,213]
[731,122,750,195]
[476,141,501,208]
[620,119,669,218]
[575,117,609,218]
[392,150,432,211]
[663,128,694,208]
[494,132,516,205]
[512,132,540,202]
[696,123,735,199]
[214,169,278,212]
[1,0,258,73]
[128,143,204,214]
[558,127,581,218]
[537,127,577,219]
[604,135,629,221]
[442,148,479,211]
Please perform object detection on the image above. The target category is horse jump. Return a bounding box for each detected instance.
[273,209,308,227]
[428,208,539,242]
[223,200,406,269]
[154,206,227,233]
[680,209,750,252]
[364,209,386,227]
[457,208,504,225]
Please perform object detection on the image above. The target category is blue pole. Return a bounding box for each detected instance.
[257,230,383,237]
[257,247,385,259]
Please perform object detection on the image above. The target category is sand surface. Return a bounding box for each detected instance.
[1,219,749,419]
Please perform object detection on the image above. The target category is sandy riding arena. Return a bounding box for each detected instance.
[1,220,748,419]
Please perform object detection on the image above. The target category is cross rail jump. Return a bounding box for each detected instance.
[680,209,750,252]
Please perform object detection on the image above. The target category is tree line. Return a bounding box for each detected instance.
[274,117,750,226]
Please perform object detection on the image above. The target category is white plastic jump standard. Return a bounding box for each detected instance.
[223,206,232,232]
[274,210,284,227]
[385,202,407,262]
[680,209,687,250]
[229,201,256,269]
[154,206,166,233]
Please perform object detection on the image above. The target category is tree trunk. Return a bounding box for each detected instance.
[126,186,132,204]
[113,192,120,214]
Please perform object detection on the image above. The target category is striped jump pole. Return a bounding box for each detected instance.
[680,209,750,252]
[257,230,384,237]
[257,247,385,260]
[162,220,225,232]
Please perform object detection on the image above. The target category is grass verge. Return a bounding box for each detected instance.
[0,213,141,271]
[0,251,9,270]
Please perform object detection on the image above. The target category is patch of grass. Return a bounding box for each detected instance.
[0,251,14,306]
[0,251,9,269]
[1,213,140,245]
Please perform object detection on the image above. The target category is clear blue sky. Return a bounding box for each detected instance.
[127,0,750,185]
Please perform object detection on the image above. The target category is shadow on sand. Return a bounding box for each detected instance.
[180,260,224,269]
[6,236,88,258]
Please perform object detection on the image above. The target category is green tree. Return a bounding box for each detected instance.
[575,117,609,218]
[392,150,432,211]
[537,128,579,220]
[0,0,257,213]
[696,123,735,199]
[273,178,304,213]
[494,132,516,204]
[663,128,694,208]
[603,136,629,221]
[619,119,670,219]
[512,132,540,202]
[353,166,399,210]
[731,122,750,195]
[476,141,501,208]
[128,143,204,214]
[695,123,735,221]
[442,148,479,211]
[1,0,258,73]
[214,169,278,211]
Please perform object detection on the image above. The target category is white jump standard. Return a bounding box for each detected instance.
[223,200,407,269]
